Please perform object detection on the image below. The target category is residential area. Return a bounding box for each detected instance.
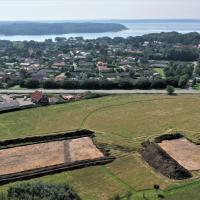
[0,90,87,113]
[0,32,200,90]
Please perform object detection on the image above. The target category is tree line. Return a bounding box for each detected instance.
[20,77,188,90]
[6,182,81,200]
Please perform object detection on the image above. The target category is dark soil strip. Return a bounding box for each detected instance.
[63,140,71,163]
[0,157,115,186]
[140,141,192,180]
[0,129,94,150]
[154,133,200,145]
[154,133,184,143]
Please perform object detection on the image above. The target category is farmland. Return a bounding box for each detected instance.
[0,94,200,199]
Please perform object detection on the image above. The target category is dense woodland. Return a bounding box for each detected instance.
[0,22,127,35]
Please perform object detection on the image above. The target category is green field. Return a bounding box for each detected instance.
[0,94,200,200]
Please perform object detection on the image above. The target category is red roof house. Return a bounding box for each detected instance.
[31,91,49,105]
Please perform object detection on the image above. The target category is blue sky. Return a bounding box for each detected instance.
[0,0,199,21]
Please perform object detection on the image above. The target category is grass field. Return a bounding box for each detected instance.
[0,94,200,199]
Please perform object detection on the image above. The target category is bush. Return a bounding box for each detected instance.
[166,85,175,95]
[7,182,81,200]
[154,184,160,190]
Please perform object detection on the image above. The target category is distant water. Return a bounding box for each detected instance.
[1,19,200,41]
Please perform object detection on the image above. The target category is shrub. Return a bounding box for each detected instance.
[166,85,175,95]
[154,184,160,190]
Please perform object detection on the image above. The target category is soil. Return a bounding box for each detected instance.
[159,138,200,171]
[140,141,192,180]
[0,137,103,176]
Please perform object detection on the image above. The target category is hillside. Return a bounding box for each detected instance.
[0,22,127,35]
[0,94,200,200]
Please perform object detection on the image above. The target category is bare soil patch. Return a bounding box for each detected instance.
[0,137,103,176]
[140,141,192,180]
[68,137,104,162]
[159,138,200,171]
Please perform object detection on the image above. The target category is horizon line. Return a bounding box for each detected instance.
[0,18,200,22]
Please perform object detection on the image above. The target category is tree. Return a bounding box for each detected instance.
[178,75,189,88]
[43,80,60,89]
[129,69,136,79]
[166,85,175,95]
[80,80,100,89]
[118,79,134,89]
[62,80,79,89]
[166,76,179,87]
[135,78,151,89]
[24,79,40,89]
[151,79,167,89]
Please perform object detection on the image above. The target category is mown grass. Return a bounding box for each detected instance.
[0,94,200,199]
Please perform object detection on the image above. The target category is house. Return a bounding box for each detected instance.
[0,72,6,82]
[0,95,20,112]
[31,91,49,105]
[62,95,81,101]
[97,61,113,73]
[51,62,66,69]
[20,63,30,67]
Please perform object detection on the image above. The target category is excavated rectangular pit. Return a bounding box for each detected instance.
[0,137,104,176]
[158,137,200,171]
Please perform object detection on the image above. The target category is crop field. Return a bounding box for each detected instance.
[159,138,200,171]
[0,137,103,176]
[0,94,200,199]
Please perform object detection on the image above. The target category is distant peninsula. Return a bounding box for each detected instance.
[0,22,127,36]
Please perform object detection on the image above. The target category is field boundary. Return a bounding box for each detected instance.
[0,129,94,150]
[0,157,115,186]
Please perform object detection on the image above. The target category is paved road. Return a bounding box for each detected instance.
[0,89,200,94]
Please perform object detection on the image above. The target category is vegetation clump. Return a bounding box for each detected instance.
[166,85,175,95]
[7,182,81,200]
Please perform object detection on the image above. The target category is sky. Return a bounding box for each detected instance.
[0,0,199,21]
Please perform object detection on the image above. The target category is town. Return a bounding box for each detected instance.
[0,32,200,91]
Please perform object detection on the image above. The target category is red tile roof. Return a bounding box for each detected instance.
[31,90,43,103]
